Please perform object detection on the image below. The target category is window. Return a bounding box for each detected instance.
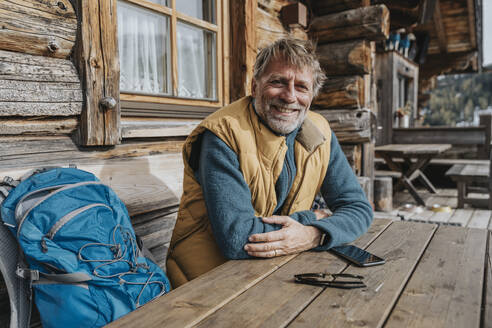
[117,0,227,114]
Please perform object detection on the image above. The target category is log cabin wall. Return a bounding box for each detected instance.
[309,2,390,204]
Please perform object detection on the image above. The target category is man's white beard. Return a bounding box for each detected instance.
[258,98,307,135]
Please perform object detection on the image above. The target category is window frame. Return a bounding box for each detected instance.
[118,0,229,111]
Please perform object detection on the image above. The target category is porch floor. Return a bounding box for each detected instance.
[374,188,492,230]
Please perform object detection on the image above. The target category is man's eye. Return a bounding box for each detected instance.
[296,85,308,91]
[270,80,281,84]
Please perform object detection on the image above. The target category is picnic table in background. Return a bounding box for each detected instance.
[107,219,491,328]
[375,144,452,206]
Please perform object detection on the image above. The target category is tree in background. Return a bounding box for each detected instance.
[423,72,492,126]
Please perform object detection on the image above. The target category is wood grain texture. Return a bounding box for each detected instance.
[311,0,370,15]
[194,219,392,328]
[107,254,300,328]
[73,0,120,145]
[310,5,389,43]
[313,76,365,109]
[484,232,492,326]
[315,109,371,143]
[317,40,372,76]
[0,0,76,58]
[289,221,437,328]
[229,0,257,102]
[385,226,487,328]
[0,50,82,116]
[0,117,78,135]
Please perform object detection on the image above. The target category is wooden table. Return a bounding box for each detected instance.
[108,219,491,328]
[375,144,452,206]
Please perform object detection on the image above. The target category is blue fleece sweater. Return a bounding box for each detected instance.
[196,126,373,260]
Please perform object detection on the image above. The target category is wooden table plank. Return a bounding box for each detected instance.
[107,253,299,327]
[467,209,492,229]
[193,219,393,328]
[288,221,437,328]
[385,226,488,328]
[484,232,492,327]
[448,209,473,227]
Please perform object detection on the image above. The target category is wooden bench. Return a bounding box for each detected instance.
[445,162,492,209]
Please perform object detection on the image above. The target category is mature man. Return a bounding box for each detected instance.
[166,38,373,288]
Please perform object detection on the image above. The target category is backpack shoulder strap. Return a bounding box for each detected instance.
[0,222,31,328]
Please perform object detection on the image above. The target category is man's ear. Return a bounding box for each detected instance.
[251,79,256,97]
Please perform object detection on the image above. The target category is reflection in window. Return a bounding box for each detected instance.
[177,22,216,100]
[176,0,215,23]
[117,1,171,95]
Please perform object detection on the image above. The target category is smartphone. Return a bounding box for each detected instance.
[330,245,385,267]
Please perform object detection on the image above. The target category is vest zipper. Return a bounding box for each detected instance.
[41,203,112,253]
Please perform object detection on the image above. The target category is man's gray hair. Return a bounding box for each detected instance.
[253,38,326,97]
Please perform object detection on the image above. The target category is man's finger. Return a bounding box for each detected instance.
[244,241,282,253]
[248,229,285,242]
[246,249,280,258]
[261,215,292,225]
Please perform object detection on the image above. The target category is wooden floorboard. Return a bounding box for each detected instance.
[391,189,491,230]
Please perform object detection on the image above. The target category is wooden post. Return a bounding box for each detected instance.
[479,114,492,159]
[73,0,120,146]
[229,0,257,102]
[374,177,392,212]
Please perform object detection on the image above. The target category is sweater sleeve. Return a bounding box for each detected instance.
[308,132,374,250]
[196,130,285,259]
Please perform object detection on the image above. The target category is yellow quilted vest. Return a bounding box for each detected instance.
[166,96,332,287]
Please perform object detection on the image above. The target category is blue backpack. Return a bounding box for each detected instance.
[0,167,171,327]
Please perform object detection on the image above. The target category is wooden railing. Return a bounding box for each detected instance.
[391,114,492,159]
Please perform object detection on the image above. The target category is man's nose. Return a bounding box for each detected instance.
[280,83,296,103]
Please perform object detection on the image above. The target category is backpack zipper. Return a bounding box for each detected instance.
[17,181,103,238]
[41,203,112,253]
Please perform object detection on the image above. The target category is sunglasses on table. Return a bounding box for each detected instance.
[294,273,366,289]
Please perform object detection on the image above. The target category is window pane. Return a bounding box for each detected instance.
[177,22,217,100]
[145,0,169,6]
[117,1,171,95]
[176,0,215,24]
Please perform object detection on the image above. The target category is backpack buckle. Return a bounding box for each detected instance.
[16,267,40,281]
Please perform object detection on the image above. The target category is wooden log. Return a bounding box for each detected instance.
[0,50,82,116]
[312,0,370,16]
[317,40,372,76]
[230,0,257,102]
[341,144,362,174]
[357,176,371,200]
[256,5,306,49]
[0,117,78,135]
[73,0,120,146]
[315,109,371,143]
[0,0,76,58]
[374,176,393,212]
[310,5,389,43]
[313,76,365,109]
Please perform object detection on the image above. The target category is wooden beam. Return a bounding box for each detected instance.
[311,0,370,16]
[433,0,447,53]
[229,0,257,102]
[317,40,372,76]
[315,109,371,143]
[313,76,365,109]
[73,0,120,146]
[0,117,78,135]
[419,0,438,24]
[0,0,76,58]
[310,5,389,43]
[466,0,477,49]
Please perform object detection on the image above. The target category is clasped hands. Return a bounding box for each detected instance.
[243,210,328,258]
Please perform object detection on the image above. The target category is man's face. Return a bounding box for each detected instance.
[252,58,314,135]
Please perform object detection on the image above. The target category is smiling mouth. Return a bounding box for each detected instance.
[271,105,299,114]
